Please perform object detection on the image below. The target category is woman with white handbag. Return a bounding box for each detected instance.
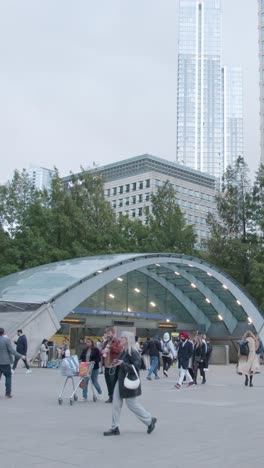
[103,331,157,436]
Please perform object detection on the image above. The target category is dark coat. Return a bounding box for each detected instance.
[117,349,142,399]
[79,347,101,370]
[178,340,193,369]
[15,335,28,354]
[193,343,206,365]
[143,339,161,357]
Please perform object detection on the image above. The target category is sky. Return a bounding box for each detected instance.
[0,0,260,183]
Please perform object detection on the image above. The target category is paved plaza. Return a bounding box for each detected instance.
[1,364,264,468]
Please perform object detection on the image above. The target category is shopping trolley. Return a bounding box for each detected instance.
[58,357,96,405]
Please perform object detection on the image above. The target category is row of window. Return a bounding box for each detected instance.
[105,179,150,196]
[118,206,150,218]
[112,193,151,208]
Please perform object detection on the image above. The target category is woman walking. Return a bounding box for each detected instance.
[80,339,103,400]
[237,330,260,387]
[40,339,49,368]
[192,335,206,384]
[103,332,157,436]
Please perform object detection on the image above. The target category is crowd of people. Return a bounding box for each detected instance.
[0,325,263,435]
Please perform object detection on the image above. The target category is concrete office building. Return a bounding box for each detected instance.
[259,0,264,163]
[63,154,217,248]
[222,66,244,170]
[26,166,55,191]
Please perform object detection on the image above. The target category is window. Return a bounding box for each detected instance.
[155,179,161,187]
[132,182,137,191]
[113,187,117,196]
[119,199,123,207]
[145,179,150,188]
[138,194,143,203]
[138,207,142,216]
[139,181,143,190]
[125,197,129,206]
[145,193,150,201]
[112,200,116,209]
[105,189,110,197]
[131,209,136,218]
[145,206,150,215]
[119,186,123,194]
[126,184,130,193]
[132,196,136,205]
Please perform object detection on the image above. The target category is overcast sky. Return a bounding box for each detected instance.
[0,0,259,183]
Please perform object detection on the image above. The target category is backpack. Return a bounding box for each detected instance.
[162,341,170,356]
[238,339,249,356]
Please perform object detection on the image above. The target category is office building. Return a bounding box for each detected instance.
[259,0,264,163]
[26,166,55,191]
[176,0,222,179]
[63,154,217,248]
[222,66,244,170]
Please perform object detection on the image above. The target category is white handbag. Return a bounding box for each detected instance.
[124,364,140,390]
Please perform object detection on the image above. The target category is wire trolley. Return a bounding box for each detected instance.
[58,356,96,406]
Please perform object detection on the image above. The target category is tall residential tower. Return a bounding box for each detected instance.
[176,0,222,178]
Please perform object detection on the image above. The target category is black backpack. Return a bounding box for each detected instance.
[238,339,249,356]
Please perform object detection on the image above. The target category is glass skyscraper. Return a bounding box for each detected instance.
[176,0,223,178]
[222,66,244,170]
[259,0,264,164]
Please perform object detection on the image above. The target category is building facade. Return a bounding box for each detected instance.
[26,166,55,191]
[222,66,244,170]
[63,154,217,248]
[259,0,264,164]
[176,0,222,179]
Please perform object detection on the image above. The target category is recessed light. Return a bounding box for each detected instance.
[218,314,223,320]
[134,288,140,293]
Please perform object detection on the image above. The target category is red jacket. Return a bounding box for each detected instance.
[101,338,122,367]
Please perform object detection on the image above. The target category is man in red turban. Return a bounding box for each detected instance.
[174,332,194,389]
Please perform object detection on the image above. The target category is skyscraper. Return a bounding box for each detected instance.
[176,0,223,178]
[259,0,264,164]
[222,66,244,170]
[26,166,55,191]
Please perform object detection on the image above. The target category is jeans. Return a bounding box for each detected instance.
[148,356,159,378]
[104,367,118,399]
[112,382,152,429]
[0,364,12,395]
[82,368,102,399]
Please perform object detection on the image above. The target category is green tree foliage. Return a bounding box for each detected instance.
[145,181,196,253]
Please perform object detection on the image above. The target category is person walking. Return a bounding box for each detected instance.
[146,336,162,380]
[0,328,26,397]
[237,330,260,387]
[40,339,49,368]
[175,332,194,389]
[161,332,177,377]
[79,338,103,400]
[192,335,206,384]
[101,327,122,403]
[141,337,151,371]
[103,331,157,436]
[13,329,31,373]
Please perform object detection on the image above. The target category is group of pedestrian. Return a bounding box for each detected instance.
[0,328,28,398]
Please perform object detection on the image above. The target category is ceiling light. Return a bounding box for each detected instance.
[109,293,115,299]
[117,277,123,282]
[134,288,140,293]
[207,272,212,277]
[150,301,156,307]
[97,270,103,273]
[191,283,196,288]
[218,314,223,320]
[166,319,170,323]
[236,300,241,306]
[248,317,253,324]
[205,298,211,304]
[127,308,131,312]
[155,263,160,267]
[174,271,180,276]
[222,284,228,290]
[188,264,194,268]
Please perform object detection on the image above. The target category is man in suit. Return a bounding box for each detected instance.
[174,332,194,389]
[13,329,31,373]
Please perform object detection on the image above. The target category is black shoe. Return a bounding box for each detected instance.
[147,417,157,434]
[201,379,206,384]
[245,376,249,386]
[105,397,113,403]
[250,382,253,387]
[103,427,120,436]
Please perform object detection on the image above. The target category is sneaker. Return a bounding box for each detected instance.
[103,427,120,436]
[174,383,181,389]
[105,397,113,403]
[5,394,13,398]
[154,376,160,380]
[163,370,168,377]
[147,417,157,434]
[188,381,194,387]
[146,376,152,381]
[97,393,103,400]
[81,397,88,401]
[25,369,32,374]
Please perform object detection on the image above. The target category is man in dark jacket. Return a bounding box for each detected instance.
[13,329,31,373]
[0,328,26,397]
[146,336,162,380]
[175,332,194,389]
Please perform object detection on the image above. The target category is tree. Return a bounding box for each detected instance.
[145,181,196,253]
